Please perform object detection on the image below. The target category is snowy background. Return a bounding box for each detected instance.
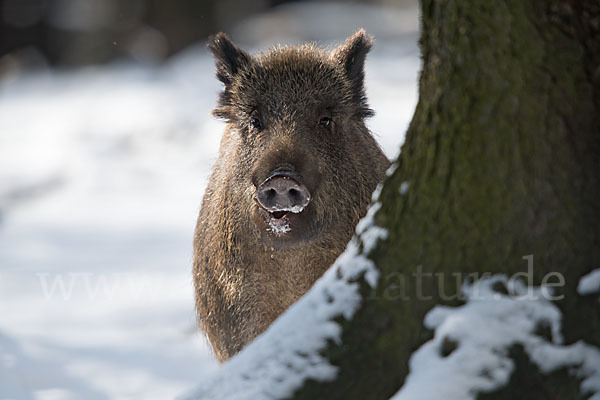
[0,2,420,399]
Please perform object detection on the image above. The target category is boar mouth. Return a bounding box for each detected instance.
[256,206,292,236]
[255,200,309,237]
[256,201,306,221]
[256,204,299,222]
[271,211,288,219]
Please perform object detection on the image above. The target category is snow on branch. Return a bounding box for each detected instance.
[391,276,600,400]
[578,268,600,296]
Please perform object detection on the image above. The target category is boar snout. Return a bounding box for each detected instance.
[257,174,311,214]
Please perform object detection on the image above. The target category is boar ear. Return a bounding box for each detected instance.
[208,32,252,86]
[332,29,373,85]
[332,29,374,118]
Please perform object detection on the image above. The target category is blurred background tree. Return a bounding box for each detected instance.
[0,0,414,70]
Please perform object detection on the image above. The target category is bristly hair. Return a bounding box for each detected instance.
[207,30,375,121]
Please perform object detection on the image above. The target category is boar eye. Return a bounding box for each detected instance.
[318,116,332,128]
[249,117,262,131]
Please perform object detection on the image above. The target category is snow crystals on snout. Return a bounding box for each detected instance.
[265,203,308,214]
[284,204,306,214]
[264,204,307,235]
[268,218,291,235]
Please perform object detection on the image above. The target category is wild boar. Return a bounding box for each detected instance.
[193,29,389,362]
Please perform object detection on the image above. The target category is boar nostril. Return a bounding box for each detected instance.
[257,175,311,213]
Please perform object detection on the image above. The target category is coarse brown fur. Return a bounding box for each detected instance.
[193,30,389,362]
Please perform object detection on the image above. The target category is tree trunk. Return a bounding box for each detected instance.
[288,0,600,398]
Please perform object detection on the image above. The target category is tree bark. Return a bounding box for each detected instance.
[288,0,600,398]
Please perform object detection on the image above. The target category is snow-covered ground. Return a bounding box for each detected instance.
[0,3,420,399]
